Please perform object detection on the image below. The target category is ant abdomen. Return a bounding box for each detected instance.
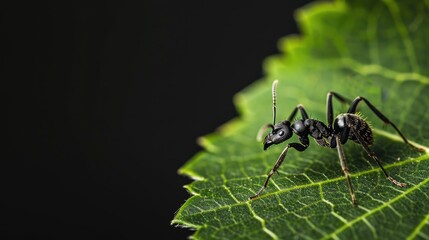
[335,113,373,147]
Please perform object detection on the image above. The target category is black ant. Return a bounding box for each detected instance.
[249,80,423,206]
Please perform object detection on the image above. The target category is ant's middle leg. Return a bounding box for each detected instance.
[326,92,352,130]
[335,135,358,206]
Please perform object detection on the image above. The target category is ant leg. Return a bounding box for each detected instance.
[350,127,407,187]
[257,104,309,141]
[326,92,352,130]
[335,135,358,207]
[250,143,307,200]
[347,96,423,151]
[287,104,310,122]
[256,124,274,142]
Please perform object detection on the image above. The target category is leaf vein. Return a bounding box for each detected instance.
[322,175,429,239]
[221,174,240,204]
[340,58,429,84]
[407,212,429,240]
[367,5,381,64]
[246,203,279,240]
[383,0,420,73]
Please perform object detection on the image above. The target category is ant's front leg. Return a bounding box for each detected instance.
[256,124,274,142]
[287,104,310,122]
[256,104,310,142]
[250,143,307,200]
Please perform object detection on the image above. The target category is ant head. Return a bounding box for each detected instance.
[262,80,293,150]
[264,121,293,150]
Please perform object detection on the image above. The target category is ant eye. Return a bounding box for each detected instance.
[277,130,284,136]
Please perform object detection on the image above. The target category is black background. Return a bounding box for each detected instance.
[3,1,311,239]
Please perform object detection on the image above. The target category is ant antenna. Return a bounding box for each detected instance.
[272,80,278,125]
[256,80,278,142]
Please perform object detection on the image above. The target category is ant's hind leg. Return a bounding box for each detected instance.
[350,127,407,188]
[326,92,352,130]
[347,96,423,152]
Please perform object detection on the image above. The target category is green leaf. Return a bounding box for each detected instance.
[172,0,429,239]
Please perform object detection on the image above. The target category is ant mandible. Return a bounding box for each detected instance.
[249,80,423,206]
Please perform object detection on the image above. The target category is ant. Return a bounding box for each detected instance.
[249,80,423,206]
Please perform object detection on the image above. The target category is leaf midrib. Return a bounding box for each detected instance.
[173,154,429,239]
[178,154,429,222]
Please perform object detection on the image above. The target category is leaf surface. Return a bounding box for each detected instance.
[173,0,429,239]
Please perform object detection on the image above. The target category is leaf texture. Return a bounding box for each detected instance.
[173,0,429,239]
